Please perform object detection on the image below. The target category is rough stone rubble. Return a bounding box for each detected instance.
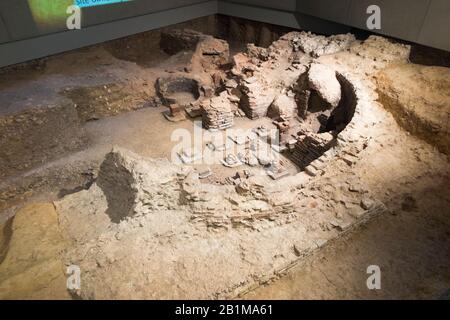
[306,63,341,108]
[291,32,356,58]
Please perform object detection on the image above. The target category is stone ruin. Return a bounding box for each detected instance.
[156,29,362,174]
[49,139,382,300]
[228,31,359,171]
[68,147,299,229]
[1,27,418,300]
[156,76,202,107]
[156,29,233,124]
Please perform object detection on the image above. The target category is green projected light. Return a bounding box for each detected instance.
[28,0,134,33]
[28,0,73,32]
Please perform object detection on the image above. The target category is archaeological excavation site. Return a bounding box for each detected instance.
[0,1,449,302]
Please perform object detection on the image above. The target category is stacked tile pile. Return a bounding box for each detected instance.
[291,132,335,169]
[239,77,275,119]
[201,94,234,130]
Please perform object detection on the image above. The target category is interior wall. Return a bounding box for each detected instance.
[0,0,211,43]
[0,0,218,68]
[0,0,449,68]
[218,1,350,36]
[0,14,10,44]
[417,0,450,52]
[82,0,210,27]
[225,0,297,12]
[224,0,450,52]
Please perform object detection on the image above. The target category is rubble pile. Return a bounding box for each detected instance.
[221,154,243,168]
[349,35,411,63]
[266,161,290,180]
[246,44,270,62]
[231,52,256,78]
[230,31,359,123]
[291,32,356,57]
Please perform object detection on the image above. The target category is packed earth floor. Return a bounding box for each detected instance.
[0,16,449,299]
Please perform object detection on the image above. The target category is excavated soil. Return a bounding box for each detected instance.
[376,64,450,157]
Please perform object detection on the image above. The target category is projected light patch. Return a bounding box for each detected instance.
[75,0,132,7]
[28,0,73,32]
[28,0,134,34]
